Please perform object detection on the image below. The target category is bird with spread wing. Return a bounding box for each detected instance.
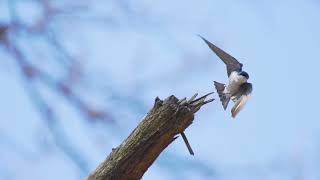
[199,35,252,118]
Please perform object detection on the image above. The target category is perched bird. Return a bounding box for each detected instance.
[199,35,252,118]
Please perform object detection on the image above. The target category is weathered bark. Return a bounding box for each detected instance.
[87,93,214,180]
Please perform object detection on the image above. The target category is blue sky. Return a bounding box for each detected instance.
[1,0,320,179]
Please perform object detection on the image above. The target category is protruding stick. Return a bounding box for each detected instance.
[190,92,214,104]
[181,132,194,155]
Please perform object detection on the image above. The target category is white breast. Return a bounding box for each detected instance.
[228,71,246,83]
[224,71,247,94]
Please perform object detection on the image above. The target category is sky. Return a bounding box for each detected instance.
[1,0,320,180]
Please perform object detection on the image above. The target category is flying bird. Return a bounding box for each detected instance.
[199,35,252,118]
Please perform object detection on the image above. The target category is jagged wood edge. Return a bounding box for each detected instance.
[87,93,214,180]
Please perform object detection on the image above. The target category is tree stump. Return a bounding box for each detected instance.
[87,93,214,180]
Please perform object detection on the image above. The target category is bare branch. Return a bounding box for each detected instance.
[87,94,214,180]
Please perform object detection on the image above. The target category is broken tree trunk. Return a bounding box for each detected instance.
[87,93,214,180]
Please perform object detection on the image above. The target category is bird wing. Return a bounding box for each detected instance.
[199,35,243,76]
[231,83,252,118]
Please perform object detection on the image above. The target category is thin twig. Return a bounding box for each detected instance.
[190,92,214,104]
[181,132,194,155]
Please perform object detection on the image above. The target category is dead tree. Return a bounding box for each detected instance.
[87,93,214,180]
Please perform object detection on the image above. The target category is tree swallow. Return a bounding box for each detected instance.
[199,35,252,118]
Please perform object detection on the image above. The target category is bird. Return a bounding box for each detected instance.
[199,35,252,118]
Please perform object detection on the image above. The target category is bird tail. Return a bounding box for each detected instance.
[214,81,230,110]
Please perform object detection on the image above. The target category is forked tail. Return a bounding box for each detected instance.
[214,81,230,110]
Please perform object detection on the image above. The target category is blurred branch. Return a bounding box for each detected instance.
[0,24,90,172]
[87,93,214,180]
[1,0,116,176]
[23,81,90,174]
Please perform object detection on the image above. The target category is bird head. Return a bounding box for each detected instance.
[238,71,249,80]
